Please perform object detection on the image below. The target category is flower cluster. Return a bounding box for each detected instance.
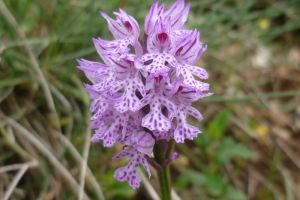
[78,0,211,189]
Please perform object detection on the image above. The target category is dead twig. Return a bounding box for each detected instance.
[78,130,91,200]
[2,116,90,200]
[138,169,182,200]
[53,130,105,200]
[0,87,14,104]
[2,160,38,200]
[138,169,160,200]
[0,1,61,132]
[0,160,38,174]
[276,138,300,170]
[171,189,182,200]
[249,167,281,200]
[278,166,295,200]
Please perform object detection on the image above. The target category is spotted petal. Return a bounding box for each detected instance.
[185,106,203,121]
[93,37,132,63]
[77,59,111,83]
[173,111,201,143]
[176,64,210,91]
[138,53,177,76]
[113,148,151,189]
[92,71,116,92]
[114,77,145,113]
[142,96,171,132]
[91,117,125,147]
[90,96,109,120]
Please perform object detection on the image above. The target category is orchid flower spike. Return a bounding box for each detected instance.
[77,0,212,189]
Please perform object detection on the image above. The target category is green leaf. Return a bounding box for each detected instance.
[216,137,254,165]
[202,173,226,196]
[224,186,247,200]
[182,169,246,199]
[194,110,229,150]
[175,173,191,190]
[182,170,224,196]
[181,169,206,186]
[194,134,211,150]
[207,110,229,140]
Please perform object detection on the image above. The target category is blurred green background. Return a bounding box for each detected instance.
[1,0,300,199]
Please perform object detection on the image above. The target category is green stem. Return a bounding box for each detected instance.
[158,163,171,200]
[154,140,175,200]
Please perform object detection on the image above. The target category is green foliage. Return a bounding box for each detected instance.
[194,110,229,150]
[207,110,229,140]
[184,110,254,199]
[215,137,254,165]
[179,169,246,200]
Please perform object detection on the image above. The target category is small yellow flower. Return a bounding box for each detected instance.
[254,124,269,142]
[257,18,270,30]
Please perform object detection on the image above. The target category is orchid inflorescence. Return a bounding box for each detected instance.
[78,0,212,189]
